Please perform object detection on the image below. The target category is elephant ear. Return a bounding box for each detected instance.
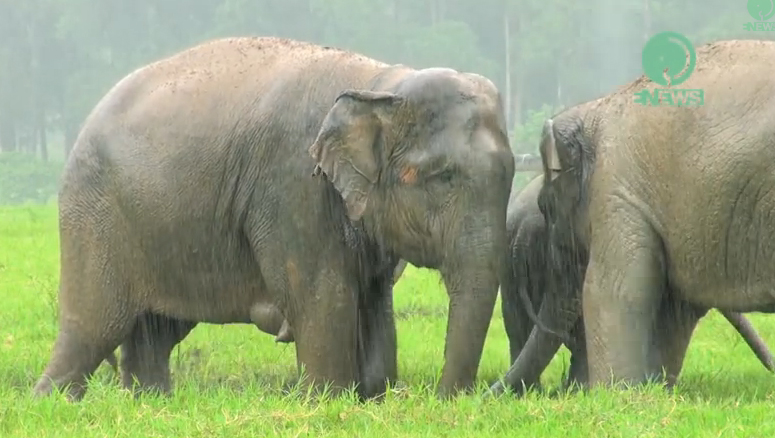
[309,89,403,221]
[540,119,562,181]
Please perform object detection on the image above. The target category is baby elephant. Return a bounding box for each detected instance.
[496,175,775,394]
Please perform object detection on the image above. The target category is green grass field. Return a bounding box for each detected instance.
[1,204,774,437]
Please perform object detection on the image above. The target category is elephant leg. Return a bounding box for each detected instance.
[563,318,588,390]
[34,323,130,401]
[652,298,705,387]
[290,273,362,396]
[356,275,398,399]
[583,218,664,387]
[120,312,197,395]
[34,261,137,401]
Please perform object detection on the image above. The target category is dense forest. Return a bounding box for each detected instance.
[0,0,769,172]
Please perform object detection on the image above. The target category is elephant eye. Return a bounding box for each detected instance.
[438,170,454,183]
[431,169,455,184]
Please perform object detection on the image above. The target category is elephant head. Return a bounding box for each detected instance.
[309,68,516,395]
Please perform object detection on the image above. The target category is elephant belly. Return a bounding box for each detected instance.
[666,157,775,311]
[667,248,775,312]
[141,247,274,324]
[676,283,775,312]
[149,276,270,324]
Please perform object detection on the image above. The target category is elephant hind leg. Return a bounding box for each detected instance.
[33,259,137,401]
[33,324,129,401]
[120,312,196,396]
[583,213,665,387]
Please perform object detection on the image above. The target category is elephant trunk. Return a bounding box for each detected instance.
[491,309,565,395]
[491,244,584,396]
[440,262,500,396]
[517,277,572,343]
[438,218,507,396]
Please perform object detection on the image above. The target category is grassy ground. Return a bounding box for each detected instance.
[1,204,774,437]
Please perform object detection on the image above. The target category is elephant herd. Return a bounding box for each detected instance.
[30,36,775,402]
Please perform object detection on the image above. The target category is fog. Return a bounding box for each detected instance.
[0,0,770,200]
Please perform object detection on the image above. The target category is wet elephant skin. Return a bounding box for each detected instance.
[33,36,515,401]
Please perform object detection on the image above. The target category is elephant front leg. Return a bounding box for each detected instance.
[583,217,665,388]
[563,318,589,390]
[356,277,397,399]
[290,278,361,397]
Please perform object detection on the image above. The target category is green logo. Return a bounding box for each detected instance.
[634,31,703,107]
[745,0,775,30]
[749,0,775,21]
[641,31,696,86]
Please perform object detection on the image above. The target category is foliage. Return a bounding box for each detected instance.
[0,153,61,205]
[511,104,563,155]
[508,104,561,192]
[1,204,775,436]
[2,0,770,166]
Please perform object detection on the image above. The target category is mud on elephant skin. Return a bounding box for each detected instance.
[531,39,775,390]
[33,36,515,401]
[493,174,775,396]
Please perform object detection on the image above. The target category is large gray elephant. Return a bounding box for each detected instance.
[33,36,515,401]
[494,175,775,395]
[523,39,775,389]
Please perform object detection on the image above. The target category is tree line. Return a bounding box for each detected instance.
[0,0,766,163]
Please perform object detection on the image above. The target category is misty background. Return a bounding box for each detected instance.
[0,0,768,203]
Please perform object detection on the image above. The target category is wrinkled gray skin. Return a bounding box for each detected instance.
[270,260,408,343]
[33,36,515,401]
[494,175,775,395]
[530,40,775,389]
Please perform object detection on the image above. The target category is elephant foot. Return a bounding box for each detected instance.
[488,379,541,398]
[33,330,121,402]
[487,380,506,397]
[555,377,587,396]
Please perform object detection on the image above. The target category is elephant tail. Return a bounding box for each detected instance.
[719,310,775,373]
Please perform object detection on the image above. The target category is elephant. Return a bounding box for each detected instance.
[270,259,409,344]
[494,174,775,395]
[32,36,515,401]
[518,39,775,390]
